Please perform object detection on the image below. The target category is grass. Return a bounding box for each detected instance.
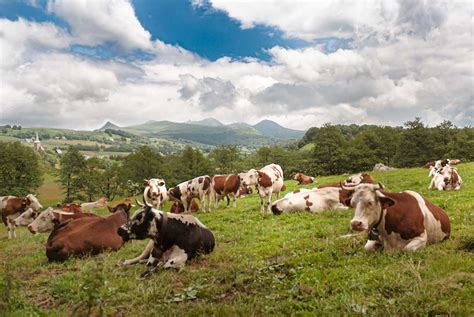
[1,164,473,316]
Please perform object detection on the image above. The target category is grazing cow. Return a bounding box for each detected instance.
[344,183,450,252]
[118,205,215,278]
[45,203,131,262]
[144,179,168,209]
[237,185,253,197]
[168,176,212,212]
[211,174,241,208]
[271,187,349,215]
[170,199,199,213]
[25,207,98,234]
[0,194,43,239]
[318,173,375,189]
[240,164,285,213]
[294,173,315,185]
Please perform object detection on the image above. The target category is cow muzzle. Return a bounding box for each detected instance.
[351,220,365,231]
[27,225,36,234]
[271,204,283,215]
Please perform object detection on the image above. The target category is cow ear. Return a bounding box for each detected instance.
[107,205,114,213]
[144,179,149,186]
[376,192,394,208]
[256,171,263,177]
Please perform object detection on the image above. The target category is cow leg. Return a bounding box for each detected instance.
[122,240,154,266]
[232,193,237,208]
[214,192,220,209]
[206,192,211,212]
[163,245,188,269]
[182,199,189,212]
[364,239,382,252]
[402,233,428,252]
[259,192,265,213]
[225,194,230,208]
[266,190,273,213]
[7,221,15,239]
[138,245,164,279]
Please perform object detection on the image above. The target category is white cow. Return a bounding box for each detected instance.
[144,179,168,209]
[271,187,348,214]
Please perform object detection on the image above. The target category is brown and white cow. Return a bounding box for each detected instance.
[240,164,285,213]
[168,176,212,212]
[318,173,375,189]
[24,207,99,234]
[271,187,349,215]
[45,202,132,262]
[211,174,241,208]
[429,165,462,191]
[170,199,199,213]
[293,173,315,185]
[144,178,168,209]
[0,194,43,238]
[344,183,450,252]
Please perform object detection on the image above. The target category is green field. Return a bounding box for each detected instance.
[1,164,473,315]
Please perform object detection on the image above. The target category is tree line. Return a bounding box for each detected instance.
[1,118,472,201]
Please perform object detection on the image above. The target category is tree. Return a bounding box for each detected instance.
[99,161,123,200]
[81,157,103,202]
[0,142,42,196]
[119,146,165,191]
[312,124,349,175]
[210,145,241,174]
[394,118,434,167]
[59,146,86,202]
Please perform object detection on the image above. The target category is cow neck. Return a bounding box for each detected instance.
[156,211,168,247]
[108,209,128,226]
[368,204,385,241]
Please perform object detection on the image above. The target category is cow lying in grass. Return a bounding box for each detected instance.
[429,165,462,191]
[271,188,349,215]
[0,194,43,239]
[293,173,315,185]
[45,203,131,262]
[118,204,215,278]
[170,199,199,213]
[343,183,450,252]
[318,173,375,188]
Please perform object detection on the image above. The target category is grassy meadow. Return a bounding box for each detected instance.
[1,164,473,316]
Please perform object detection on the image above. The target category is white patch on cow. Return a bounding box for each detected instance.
[273,187,345,214]
[162,245,188,268]
[12,208,37,226]
[28,207,55,233]
[25,194,43,211]
[404,190,448,243]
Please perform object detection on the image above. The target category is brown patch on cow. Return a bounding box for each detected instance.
[318,182,341,189]
[451,170,459,187]
[423,198,451,237]
[203,176,211,191]
[257,171,272,187]
[212,175,227,195]
[338,189,353,206]
[198,177,203,184]
[361,173,375,184]
[423,161,436,168]
[294,173,314,185]
[381,192,425,240]
[1,197,29,225]
[59,203,82,213]
[224,174,240,195]
[292,189,301,194]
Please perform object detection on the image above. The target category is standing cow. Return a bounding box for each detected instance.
[0,194,42,238]
[144,178,168,209]
[240,164,285,213]
[211,174,241,208]
[344,183,450,252]
[168,176,212,212]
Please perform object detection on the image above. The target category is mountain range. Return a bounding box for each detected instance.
[97,118,304,147]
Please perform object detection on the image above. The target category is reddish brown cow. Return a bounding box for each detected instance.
[237,185,253,197]
[294,173,315,185]
[211,174,241,208]
[27,207,99,234]
[45,203,131,262]
[318,173,375,189]
[170,199,199,213]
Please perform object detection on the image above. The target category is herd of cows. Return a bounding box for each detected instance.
[0,158,463,278]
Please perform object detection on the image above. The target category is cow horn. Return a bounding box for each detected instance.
[340,182,356,191]
[136,199,145,207]
[373,182,385,190]
[143,197,153,208]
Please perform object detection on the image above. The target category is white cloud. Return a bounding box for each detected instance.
[47,0,151,50]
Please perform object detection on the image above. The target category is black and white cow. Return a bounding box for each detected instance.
[118,205,215,278]
[168,175,212,212]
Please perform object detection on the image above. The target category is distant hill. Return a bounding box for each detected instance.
[253,119,305,138]
[187,118,224,127]
[97,121,121,131]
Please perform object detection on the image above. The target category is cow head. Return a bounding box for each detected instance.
[25,194,43,211]
[239,169,258,187]
[107,203,132,217]
[293,173,303,181]
[342,183,392,231]
[27,207,55,234]
[119,206,156,241]
[271,197,288,215]
[12,208,39,227]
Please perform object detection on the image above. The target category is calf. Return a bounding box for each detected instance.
[170,199,199,213]
[344,183,450,252]
[294,173,315,185]
[271,188,349,215]
[26,207,98,234]
[168,176,212,212]
[0,194,43,239]
[211,174,241,208]
[144,178,168,209]
[118,206,215,278]
[240,164,285,213]
[45,203,131,262]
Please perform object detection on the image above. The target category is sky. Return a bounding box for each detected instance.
[0,0,472,130]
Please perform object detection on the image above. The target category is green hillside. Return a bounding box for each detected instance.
[1,163,472,315]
